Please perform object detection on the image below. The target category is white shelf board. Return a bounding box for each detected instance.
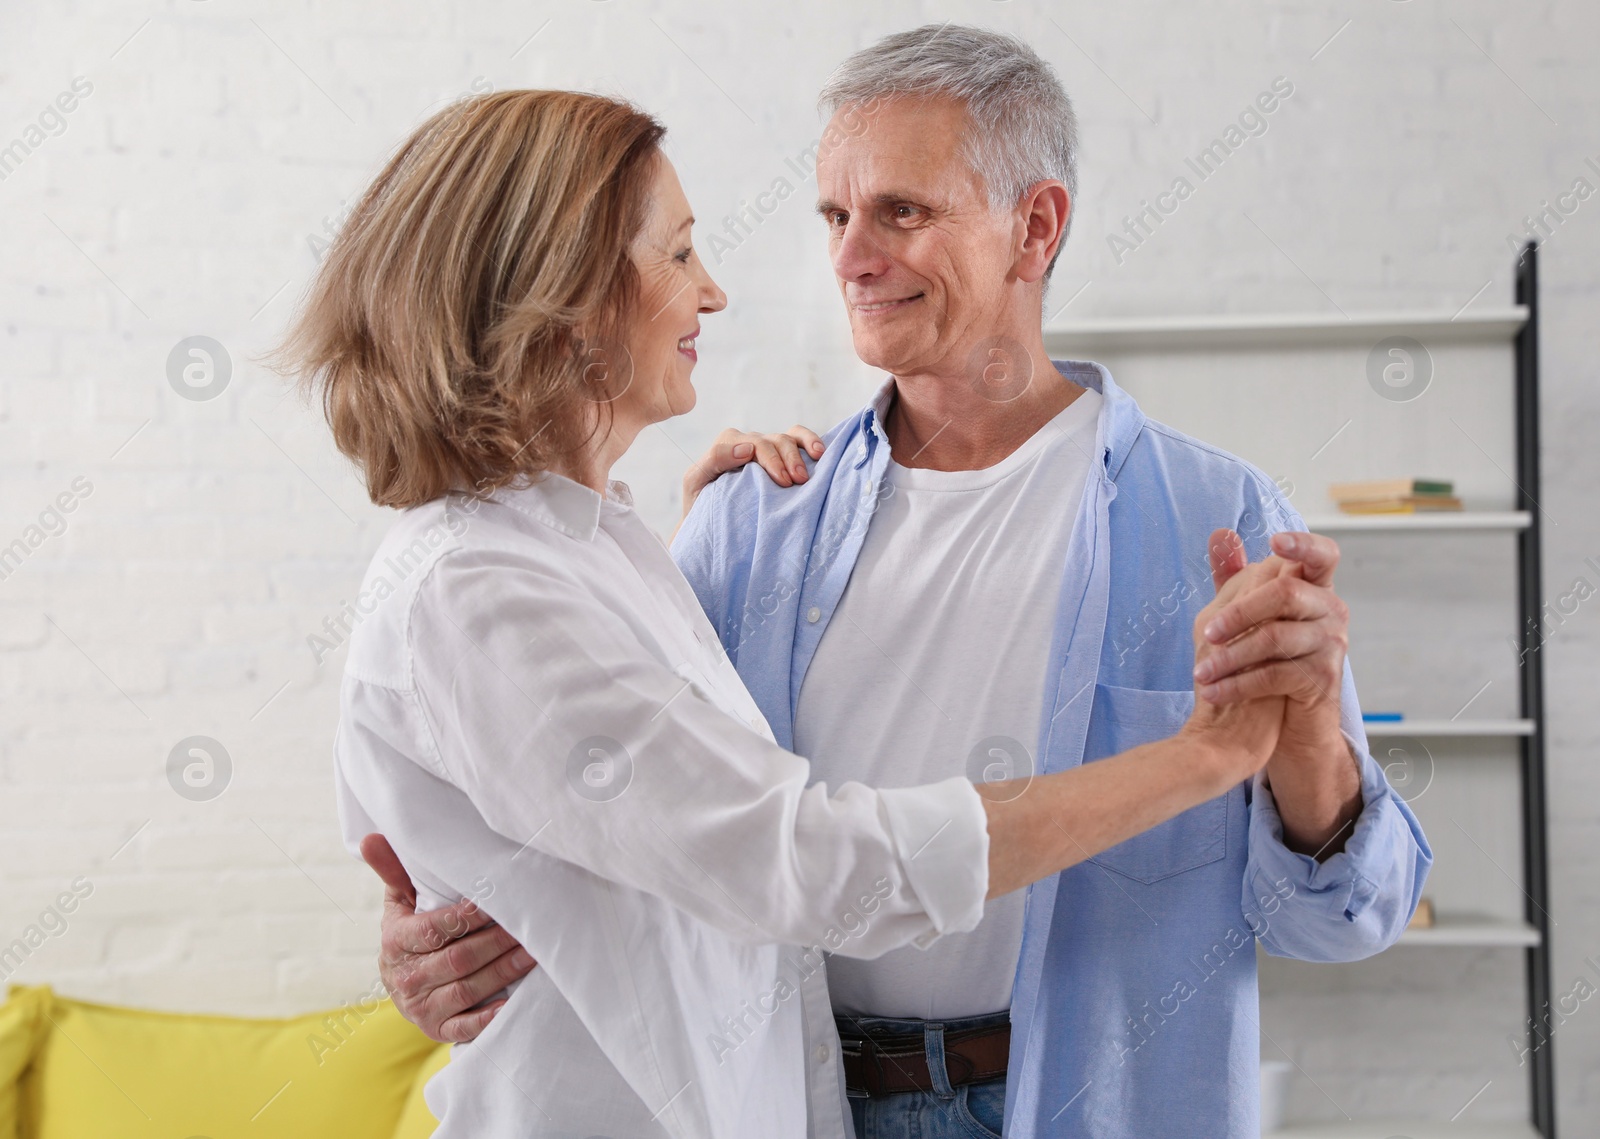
[1301,511,1531,532]
[1043,307,1527,351]
[1395,914,1540,948]
[1362,719,1534,738]
[1272,1121,1538,1139]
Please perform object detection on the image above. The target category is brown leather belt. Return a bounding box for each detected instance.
[838,1021,1010,1098]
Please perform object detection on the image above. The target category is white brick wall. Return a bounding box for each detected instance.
[2,0,1596,1130]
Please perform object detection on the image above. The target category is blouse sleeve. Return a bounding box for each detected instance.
[405,546,990,956]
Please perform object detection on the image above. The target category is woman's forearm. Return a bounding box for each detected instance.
[979,728,1249,899]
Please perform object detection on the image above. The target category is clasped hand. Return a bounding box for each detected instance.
[1185,526,1352,796]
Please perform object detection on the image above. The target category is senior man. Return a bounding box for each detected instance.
[362,25,1431,1139]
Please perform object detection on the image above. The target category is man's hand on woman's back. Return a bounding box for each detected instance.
[361,833,536,1044]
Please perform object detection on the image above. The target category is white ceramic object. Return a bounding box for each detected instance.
[1260,1060,1293,1133]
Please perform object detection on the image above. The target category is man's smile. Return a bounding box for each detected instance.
[851,292,926,315]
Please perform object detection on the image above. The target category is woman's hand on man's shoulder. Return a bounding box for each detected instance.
[678,425,826,522]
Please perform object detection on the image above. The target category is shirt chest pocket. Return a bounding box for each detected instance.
[1084,684,1227,884]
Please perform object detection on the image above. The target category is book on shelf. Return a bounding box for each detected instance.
[1328,478,1454,499]
[1338,495,1463,514]
[1407,897,1435,930]
[1329,477,1462,514]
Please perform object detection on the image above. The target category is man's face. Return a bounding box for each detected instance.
[815,96,1018,377]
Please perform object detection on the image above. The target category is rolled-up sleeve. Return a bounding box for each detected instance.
[408,547,988,957]
[878,780,991,949]
[1244,661,1433,962]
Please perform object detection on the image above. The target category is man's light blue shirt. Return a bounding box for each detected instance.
[672,361,1432,1139]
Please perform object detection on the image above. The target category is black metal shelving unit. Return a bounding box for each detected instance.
[1514,241,1555,1137]
[1044,245,1559,1135]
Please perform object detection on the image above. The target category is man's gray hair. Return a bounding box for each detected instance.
[818,25,1079,242]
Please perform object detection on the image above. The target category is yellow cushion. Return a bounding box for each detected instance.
[389,1043,450,1139]
[5,985,437,1139]
[0,988,49,1139]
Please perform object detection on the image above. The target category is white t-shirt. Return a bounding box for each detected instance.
[795,386,1102,1020]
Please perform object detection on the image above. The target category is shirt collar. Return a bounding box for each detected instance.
[856,359,1144,479]
[486,472,633,541]
[1066,359,1145,480]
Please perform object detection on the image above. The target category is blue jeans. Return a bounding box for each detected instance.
[840,1011,1008,1139]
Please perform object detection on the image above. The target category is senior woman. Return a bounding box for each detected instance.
[276,89,1281,1137]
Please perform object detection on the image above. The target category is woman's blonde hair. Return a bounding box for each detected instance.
[272,90,666,507]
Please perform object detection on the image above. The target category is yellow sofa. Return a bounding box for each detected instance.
[0,984,450,1139]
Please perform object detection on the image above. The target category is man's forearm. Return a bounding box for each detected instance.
[979,728,1254,899]
[1263,702,1363,858]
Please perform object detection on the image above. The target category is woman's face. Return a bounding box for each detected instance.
[609,153,726,433]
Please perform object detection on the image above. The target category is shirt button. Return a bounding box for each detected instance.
[806,606,821,623]
[814,1043,831,1064]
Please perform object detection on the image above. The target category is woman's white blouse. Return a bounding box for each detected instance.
[333,474,989,1139]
